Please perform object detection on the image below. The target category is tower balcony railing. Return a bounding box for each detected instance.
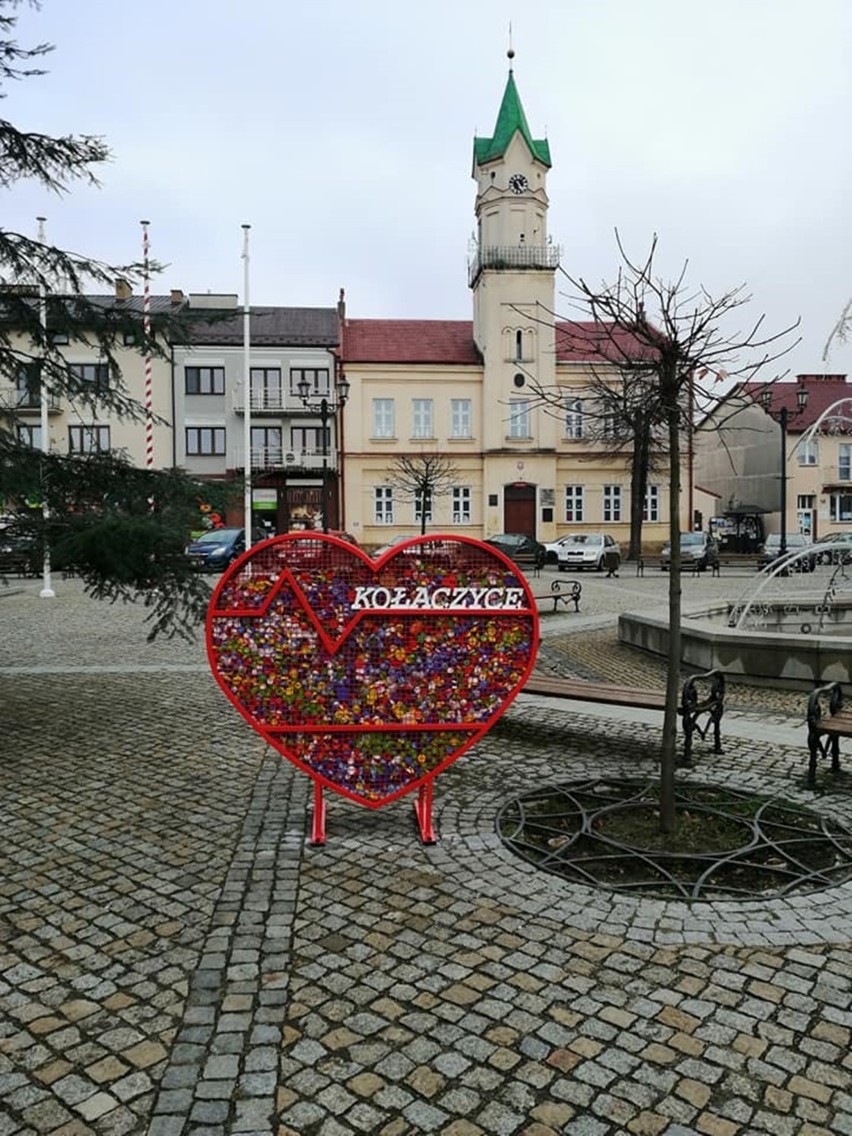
[468,243,561,285]
[232,446,338,473]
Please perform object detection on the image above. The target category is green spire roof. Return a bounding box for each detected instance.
[474,69,551,168]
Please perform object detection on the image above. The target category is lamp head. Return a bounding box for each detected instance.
[297,378,310,401]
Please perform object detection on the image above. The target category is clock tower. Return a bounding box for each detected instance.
[469,55,560,527]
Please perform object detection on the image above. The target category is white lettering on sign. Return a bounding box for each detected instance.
[351,586,526,611]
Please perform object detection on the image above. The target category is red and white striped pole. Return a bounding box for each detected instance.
[140,219,153,470]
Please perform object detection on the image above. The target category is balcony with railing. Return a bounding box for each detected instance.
[468,242,561,285]
[232,446,338,473]
[0,388,61,413]
[232,387,332,415]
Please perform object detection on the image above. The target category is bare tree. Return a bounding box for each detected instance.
[385,453,459,534]
[562,366,668,560]
[529,234,798,831]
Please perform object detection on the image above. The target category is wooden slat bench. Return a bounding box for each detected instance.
[806,682,852,787]
[523,669,725,765]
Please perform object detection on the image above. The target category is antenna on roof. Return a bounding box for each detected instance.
[507,22,514,65]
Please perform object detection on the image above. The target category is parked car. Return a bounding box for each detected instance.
[812,532,852,566]
[756,532,814,573]
[484,532,546,570]
[186,527,247,572]
[556,532,621,573]
[543,535,580,565]
[0,527,39,576]
[660,532,719,572]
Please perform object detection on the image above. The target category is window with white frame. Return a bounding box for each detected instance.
[601,413,618,440]
[565,399,583,439]
[839,443,851,481]
[186,426,226,456]
[603,484,622,522]
[643,485,660,522]
[564,485,584,522]
[372,398,395,439]
[414,488,432,524]
[508,399,531,439]
[452,486,471,524]
[374,486,394,524]
[412,399,434,439]
[797,437,819,466]
[830,492,852,522]
[69,424,109,453]
[451,398,472,438]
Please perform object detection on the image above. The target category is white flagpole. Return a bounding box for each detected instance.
[242,224,252,547]
[37,216,55,598]
[140,220,153,471]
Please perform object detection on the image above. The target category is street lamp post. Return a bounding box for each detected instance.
[297,371,350,533]
[760,383,809,557]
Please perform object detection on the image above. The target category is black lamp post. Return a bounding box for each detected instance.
[296,371,350,533]
[760,383,809,557]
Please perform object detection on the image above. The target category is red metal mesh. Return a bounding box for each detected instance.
[207,534,539,805]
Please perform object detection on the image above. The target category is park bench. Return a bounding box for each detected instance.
[549,579,582,613]
[522,668,725,765]
[806,681,852,787]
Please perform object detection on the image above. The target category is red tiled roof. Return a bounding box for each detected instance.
[342,318,645,366]
[743,375,850,433]
[343,320,481,364]
[555,320,651,363]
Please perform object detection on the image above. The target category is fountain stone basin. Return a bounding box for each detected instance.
[618,600,852,691]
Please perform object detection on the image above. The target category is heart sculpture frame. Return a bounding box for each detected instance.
[206,532,539,844]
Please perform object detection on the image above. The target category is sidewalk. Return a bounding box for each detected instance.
[1,578,851,1136]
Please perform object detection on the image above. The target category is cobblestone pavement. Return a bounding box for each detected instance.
[1,574,851,1136]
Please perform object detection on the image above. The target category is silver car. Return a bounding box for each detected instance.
[557,533,621,572]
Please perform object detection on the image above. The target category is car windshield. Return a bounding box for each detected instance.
[564,535,601,546]
[494,535,525,546]
[195,529,240,545]
[680,533,705,547]
[766,534,807,548]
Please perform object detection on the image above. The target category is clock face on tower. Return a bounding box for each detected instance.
[508,173,529,195]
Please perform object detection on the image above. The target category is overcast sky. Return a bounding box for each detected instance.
[5,0,851,381]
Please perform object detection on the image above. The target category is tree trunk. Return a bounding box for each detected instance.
[660,392,682,834]
[627,416,650,560]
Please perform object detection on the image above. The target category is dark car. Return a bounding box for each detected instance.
[186,527,247,572]
[660,532,720,572]
[756,532,815,573]
[484,532,546,570]
[0,528,39,576]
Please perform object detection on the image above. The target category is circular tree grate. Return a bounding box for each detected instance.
[497,778,852,900]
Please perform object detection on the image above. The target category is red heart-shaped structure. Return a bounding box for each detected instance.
[206,533,539,808]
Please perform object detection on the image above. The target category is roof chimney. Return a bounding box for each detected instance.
[338,287,346,321]
[115,278,132,301]
[170,289,185,305]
